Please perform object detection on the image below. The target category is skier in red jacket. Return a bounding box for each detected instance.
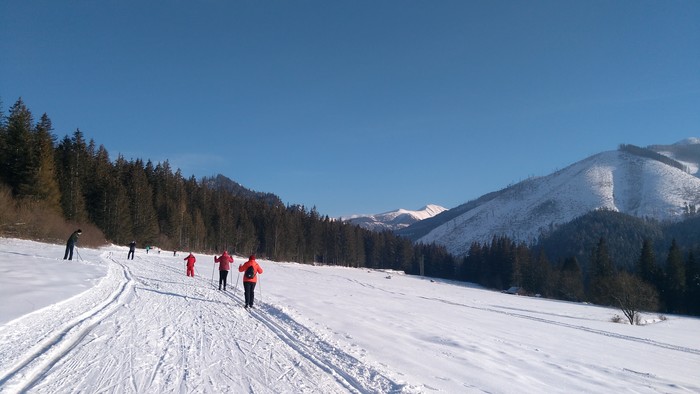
[238,254,263,308]
[184,253,196,277]
[214,251,233,291]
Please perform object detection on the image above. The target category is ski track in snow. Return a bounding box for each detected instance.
[344,276,700,356]
[418,297,700,356]
[0,251,409,394]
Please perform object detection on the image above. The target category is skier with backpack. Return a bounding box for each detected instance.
[214,251,233,291]
[238,254,263,309]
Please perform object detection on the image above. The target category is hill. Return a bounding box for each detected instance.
[409,140,700,256]
[201,173,283,206]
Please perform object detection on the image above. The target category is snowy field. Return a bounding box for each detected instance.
[0,238,699,393]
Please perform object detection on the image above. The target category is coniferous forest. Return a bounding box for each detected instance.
[0,98,455,275]
[1,97,698,317]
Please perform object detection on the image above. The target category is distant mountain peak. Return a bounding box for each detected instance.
[674,137,700,146]
[344,205,447,232]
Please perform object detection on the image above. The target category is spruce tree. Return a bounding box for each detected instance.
[589,237,616,305]
[3,98,34,196]
[0,99,7,183]
[55,130,90,222]
[557,257,585,301]
[685,251,700,315]
[636,239,657,285]
[664,239,686,313]
[32,114,61,210]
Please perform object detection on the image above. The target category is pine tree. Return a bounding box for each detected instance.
[124,159,159,245]
[0,99,7,184]
[556,257,585,301]
[636,239,657,285]
[589,237,616,305]
[2,98,34,196]
[55,130,90,222]
[664,239,686,313]
[685,251,700,315]
[32,114,61,210]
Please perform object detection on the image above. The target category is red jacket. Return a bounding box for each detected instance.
[238,256,263,283]
[215,252,233,271]
[184,253,196,267]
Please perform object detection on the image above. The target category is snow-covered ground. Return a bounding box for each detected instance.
[1,238,699,393]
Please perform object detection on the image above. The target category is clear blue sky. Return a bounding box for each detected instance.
[1,1,699,218]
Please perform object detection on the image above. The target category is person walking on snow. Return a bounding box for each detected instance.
[184,252,196,277]
[128,241,136,260]
[214,251,233,291]
[238,254,263,308]
[63,229,82,260]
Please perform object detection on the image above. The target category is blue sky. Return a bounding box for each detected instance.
[1,1,699,218]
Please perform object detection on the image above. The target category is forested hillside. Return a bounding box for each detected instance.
[1,97,698,317]
[0,98,454,274]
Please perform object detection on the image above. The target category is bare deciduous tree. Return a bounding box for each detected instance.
[612,271,659,325]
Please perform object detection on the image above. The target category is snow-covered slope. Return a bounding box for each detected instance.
[343,204,447,231]
[419,146,700,256]
[1,238,699,393]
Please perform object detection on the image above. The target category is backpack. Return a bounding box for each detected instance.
[245,265,256,279]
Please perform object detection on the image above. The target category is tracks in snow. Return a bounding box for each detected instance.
[421,296,700,356]
[223,292,409,394]
[0,253,412,393]
[0,255,134,393]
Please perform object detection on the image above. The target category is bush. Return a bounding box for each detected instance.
[0,185,106,247]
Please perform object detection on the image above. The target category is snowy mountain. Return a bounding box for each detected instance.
[343,204,447,231]
[406,139,700,256]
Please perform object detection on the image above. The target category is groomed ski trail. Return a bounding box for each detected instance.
[0,249,412,393]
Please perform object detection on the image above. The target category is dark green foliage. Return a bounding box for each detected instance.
[663,240,686,313]
[664,215,700,250]
[685,251,700,315]
[55,130,90,222]
[636,239,658,284]
[589,238,616,305]
[553,257,585,302]
[537,209,663,273]
[2,98,34,197]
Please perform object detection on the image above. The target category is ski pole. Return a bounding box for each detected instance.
[75,247,83,262]
[233,272,241,297]
[211,256,217,288]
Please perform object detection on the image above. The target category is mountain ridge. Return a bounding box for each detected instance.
[343,204,447,231]
[407,139,700,256]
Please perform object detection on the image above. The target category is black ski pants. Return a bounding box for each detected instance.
[64,241,75,260]
[243,281,257,307]
[219,270,229,290]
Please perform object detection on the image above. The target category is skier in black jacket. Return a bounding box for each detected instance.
[128,241,136,260]
[63,229,82,260]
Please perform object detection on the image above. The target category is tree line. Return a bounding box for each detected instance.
[0,97,454,273]
[2,97,697,319]
[458,232,700,320]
